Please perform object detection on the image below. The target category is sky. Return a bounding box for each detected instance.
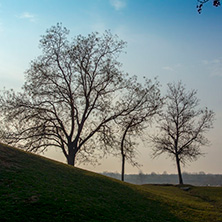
[0,0,222,175]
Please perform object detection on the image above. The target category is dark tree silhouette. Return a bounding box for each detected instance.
[197,0,221,13]
[0,24,138,166]
[115,77,163,181]
[151,81,214,185]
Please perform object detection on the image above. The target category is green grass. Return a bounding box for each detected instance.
[140,185,222,221]
[0,143,222,221]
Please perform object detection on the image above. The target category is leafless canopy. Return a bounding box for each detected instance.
[0,24,134,166]
[113,77,163,181]
[151,81,214,184]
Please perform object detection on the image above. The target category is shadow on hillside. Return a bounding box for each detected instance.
[0,143,184,222]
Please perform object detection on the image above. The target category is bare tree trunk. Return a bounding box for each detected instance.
[121,128,128,182]
[121,154,125,181]
[176,154,183,185]
[67,144,76,166]
[67,155,75,166]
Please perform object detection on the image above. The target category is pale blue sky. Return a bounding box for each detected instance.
[0,0,222,174]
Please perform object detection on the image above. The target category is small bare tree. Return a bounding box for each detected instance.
[115,77,163,181]
[151,81,214,184]
[0,24,132,166]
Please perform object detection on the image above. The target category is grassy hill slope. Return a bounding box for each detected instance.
[0,143,221,222]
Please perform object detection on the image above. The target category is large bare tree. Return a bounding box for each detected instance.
[0,24,134,166]
[114,77,163,181]
[151,81,214,184]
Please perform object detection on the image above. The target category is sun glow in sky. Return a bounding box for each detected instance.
[0,0,222,174]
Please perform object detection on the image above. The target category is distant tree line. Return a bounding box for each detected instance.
[102,172,222,186]
[0,24,215,185]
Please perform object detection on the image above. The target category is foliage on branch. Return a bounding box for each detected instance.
[197,0,221,13]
